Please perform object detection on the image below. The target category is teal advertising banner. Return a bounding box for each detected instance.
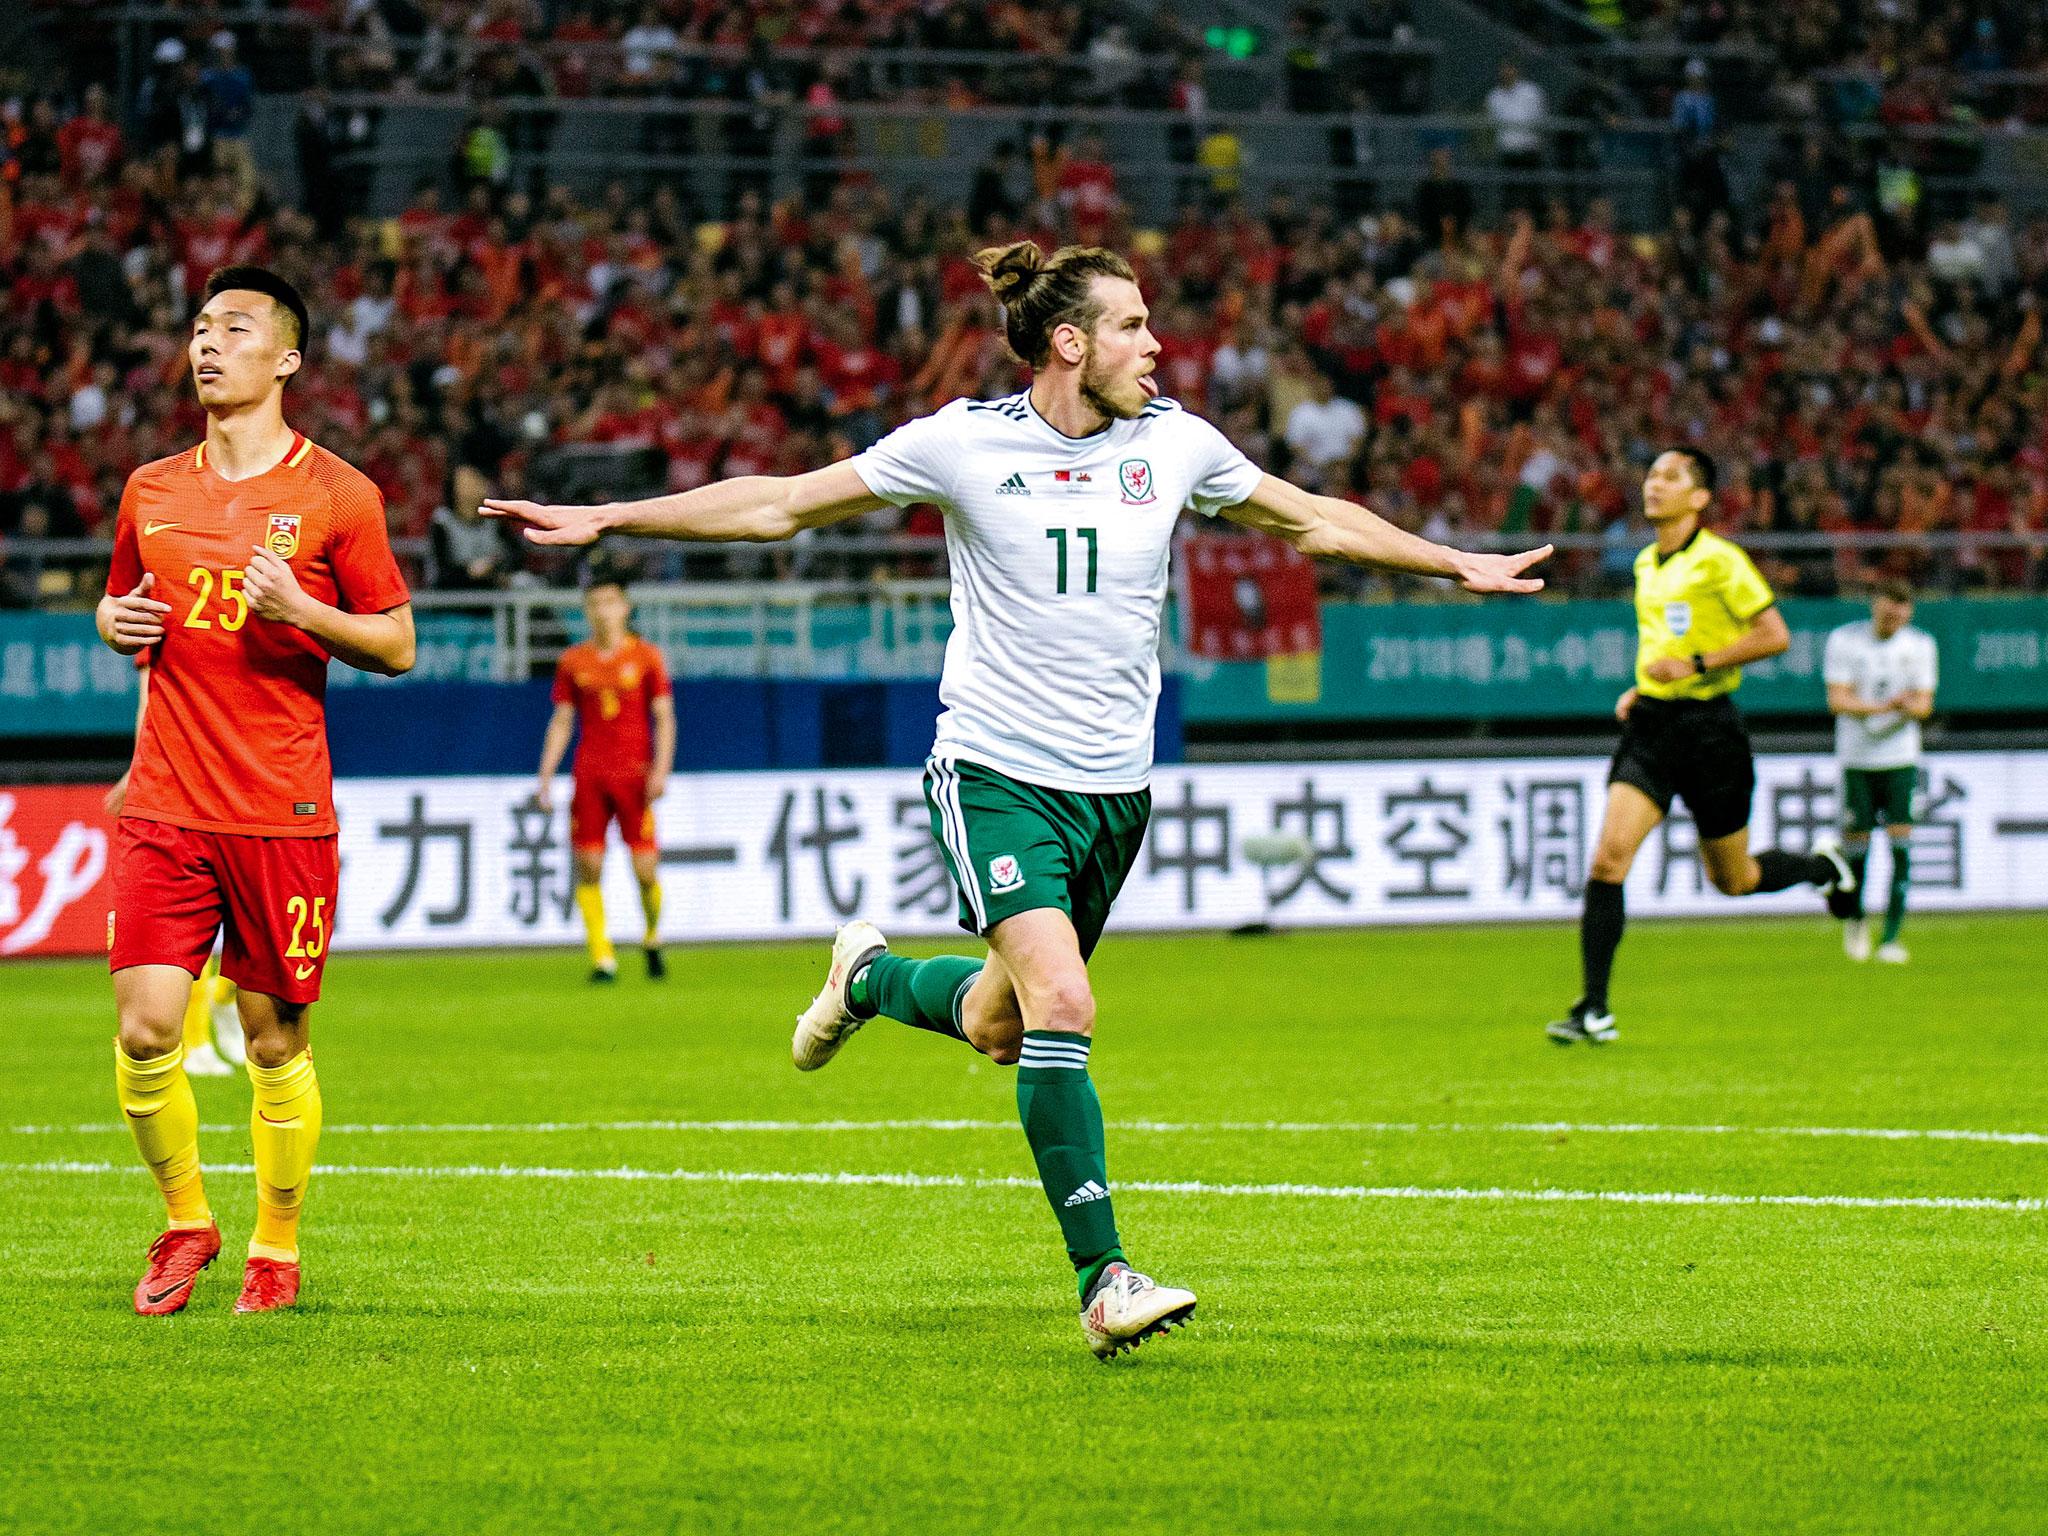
[5,598,2046,735]
[0,612,145,735]
[1181,597,2048,723]
[0,612,502,736]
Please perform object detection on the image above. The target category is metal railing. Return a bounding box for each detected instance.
[403,578,956,681]
[12,530,2044,621]
[1453,0,1611,51]
[1813,64,2048,121]
[0,537,431,606]
[1566,38,1780,118]
[313,94,1676,222]
[96,4,1433,117]
[308,31,1315,112]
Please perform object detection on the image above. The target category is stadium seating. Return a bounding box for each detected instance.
[1,2,2044,603]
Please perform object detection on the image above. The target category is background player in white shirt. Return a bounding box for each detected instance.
[484,241,1550,1358]
[1824,580,1938,962]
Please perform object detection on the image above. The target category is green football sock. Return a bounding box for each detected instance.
[1844,839,1871,921]
[1016,1031,1124,1297]
[851,954,979,1042]
[1882,842,1911,945]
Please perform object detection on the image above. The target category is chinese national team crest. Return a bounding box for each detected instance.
[266,513,302,560]
[1118,458,1156,505]
[987,854,1024,893]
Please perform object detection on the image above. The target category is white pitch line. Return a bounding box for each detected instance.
[3,1159,2042,1214]
[12,1116,2048,1146]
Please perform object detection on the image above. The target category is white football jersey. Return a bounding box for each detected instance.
[1823,620,1938,770]
[853,391,1265,790]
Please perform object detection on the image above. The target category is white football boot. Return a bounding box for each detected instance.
[1843,919,1873,962]
[1080,1262,1197,1360]
[1876,941,1910,964]
[792,920,888,1071]
[1546,1001,1618,1045]
[211,986,246,1066]
[182,1041,234,1078]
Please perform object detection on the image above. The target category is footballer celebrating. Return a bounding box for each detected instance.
[486,241,1549,1358]
[1824,580,1937,963]
[98,266,415,1315]
[1548,448,1855,1045]
[535,575,677,981]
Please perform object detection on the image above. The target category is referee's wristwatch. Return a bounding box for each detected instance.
[1691,653,1708,675]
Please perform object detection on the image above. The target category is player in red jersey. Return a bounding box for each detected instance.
[535,577,676,981]
[97,265,415,1315]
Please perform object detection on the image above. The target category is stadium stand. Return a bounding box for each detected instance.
[1,0,2045,607]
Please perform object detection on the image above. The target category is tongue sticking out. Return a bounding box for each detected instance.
[1139,376,1159,399]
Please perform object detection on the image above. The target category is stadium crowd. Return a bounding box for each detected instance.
[1582,0,2048,127]
[1604,0,2040,75]
[3,50,2047,600]
[42,0,1251,112]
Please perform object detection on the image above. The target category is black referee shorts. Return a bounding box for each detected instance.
[1608,694,1756,841]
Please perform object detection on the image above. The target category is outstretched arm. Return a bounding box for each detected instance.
[483,461,888,547]
[1219,474,1551,593]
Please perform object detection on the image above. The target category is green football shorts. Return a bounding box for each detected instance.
[1843,765,1917,832]
[922,756,1151,958]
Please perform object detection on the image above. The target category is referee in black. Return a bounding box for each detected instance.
[1549,448,1855,1044]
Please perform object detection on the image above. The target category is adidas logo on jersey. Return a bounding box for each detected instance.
[1064,1180,1110,1207]
[996,472,1031,495]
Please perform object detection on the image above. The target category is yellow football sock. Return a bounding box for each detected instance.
[639,879,662,947]
[180,958,216,1052]
[115,1041,210,1227]
[248,1049,322,1261]
[576,882,616,970]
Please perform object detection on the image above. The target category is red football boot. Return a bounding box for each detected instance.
[133,1223,222,1315]
[234,1256,301,1313]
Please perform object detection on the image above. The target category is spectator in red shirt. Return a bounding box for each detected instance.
[1056,133,1120,246]
[58,86,124,188]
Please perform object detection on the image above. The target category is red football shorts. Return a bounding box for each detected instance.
[109,817,341,1004]
[570,773,657,856]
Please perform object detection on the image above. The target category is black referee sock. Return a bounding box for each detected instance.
[1579,879,1626,1014]
[1843,841,1871,919]
[1753,849,1830,893]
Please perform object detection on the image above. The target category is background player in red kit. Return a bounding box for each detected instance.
[535,576,676,982]
[96,265,415,1315]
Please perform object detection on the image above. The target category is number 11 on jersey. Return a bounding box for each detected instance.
[1046,527,1098,595]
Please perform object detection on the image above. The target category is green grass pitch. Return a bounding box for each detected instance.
[3,913,2045,1534]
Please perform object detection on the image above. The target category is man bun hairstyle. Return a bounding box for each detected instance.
[973,240,1136,368]
[203,265,310,355]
